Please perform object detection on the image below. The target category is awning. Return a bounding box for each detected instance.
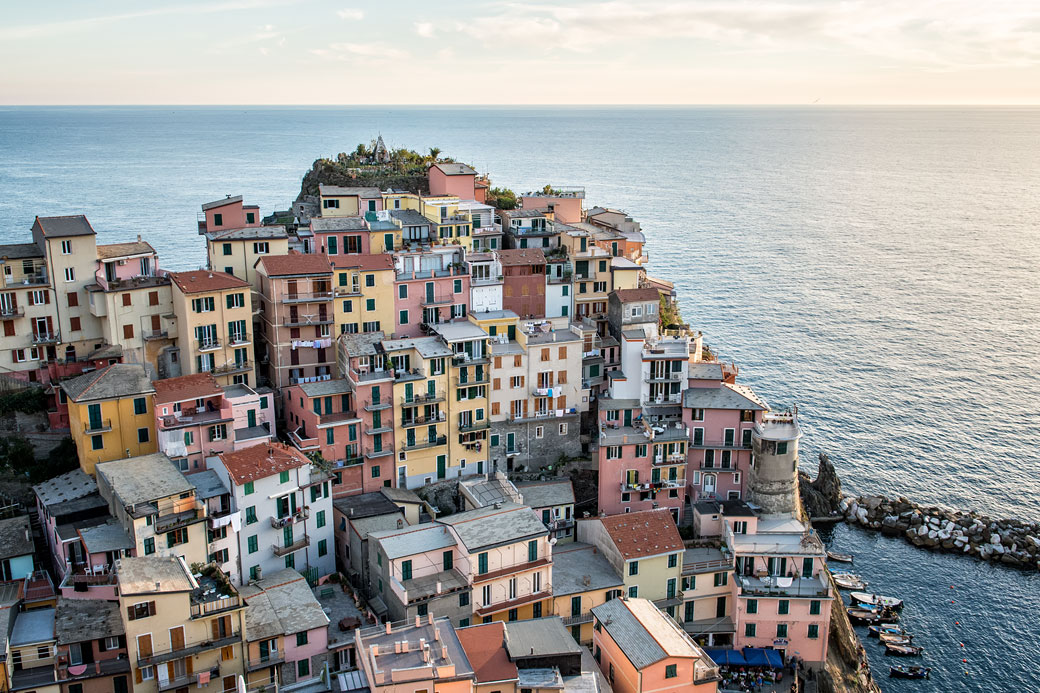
[740,648,784,669]
[765,649,784,669]
[704,649,747,667]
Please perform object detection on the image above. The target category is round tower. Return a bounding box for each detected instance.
[747,407,801,515]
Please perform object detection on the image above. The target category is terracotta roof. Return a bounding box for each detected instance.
[600,509,683,559]
[332,254,395,271]
[96,241,154,260]
[202,195,243,211]
[218,442,310,485]
[612,288,661,303]
[431,162,476,176]
[169,270,248,294]
[498,248,546,267]
[456,623,518,684]
[152,373,221,405]
[33,215,96,238]
[257,252,333,277]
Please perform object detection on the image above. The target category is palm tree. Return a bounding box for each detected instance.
[428,147,442,163]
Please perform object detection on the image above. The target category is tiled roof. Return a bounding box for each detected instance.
[332,492,401,521]
[96,454,193,506]
[33,469,97,508]
[60,363,154,402]
[456,622,518,684]
[600,509,683,560]
[55,598,124,645]
[550,543,624,596]
[311,216,368,232]
[0,516,33,560]
[432,162,477,176]
[298,379,353,397]
[201,195,243,211]
[438,503,546,551]
[612,288,661,303]
[592,598,705,669]
[369,524,457,560]
[390,209,431,226]
[257,252,333,277]
[33,215,95,238]
[515,480,575,508]
[206,227,287,241]
[332,254,395,271]
[318,184,382,197]
[682,383,767,411]
[218,442,310,485]
[169,269,248,294]
[240,569,329,640]
[96,241,154,260]
[152,372,221,405]
[0,243,44,260]
[498,248,546,266]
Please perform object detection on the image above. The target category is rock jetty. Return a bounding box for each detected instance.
[839,494,1040,571]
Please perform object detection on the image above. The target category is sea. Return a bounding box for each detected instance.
[1,106,1038,690]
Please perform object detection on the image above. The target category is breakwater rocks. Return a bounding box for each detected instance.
[839,494,1040,571]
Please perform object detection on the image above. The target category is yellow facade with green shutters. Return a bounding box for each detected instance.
[69,391,157,476]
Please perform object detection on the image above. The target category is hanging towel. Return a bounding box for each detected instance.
[197,670,210,686]
[229,511,242,533]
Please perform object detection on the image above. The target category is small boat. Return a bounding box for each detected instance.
[850,592,904,610]
[832,573,867,590]
[884,643,923,657]
[879,634,913,646]
[848,607,900,625]
[868,624,906,638]
[890,665,930,679]
[827,551,854,563]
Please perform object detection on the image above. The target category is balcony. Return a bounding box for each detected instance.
[620,479,685,492]
[32,331,60,344]
[401,412,445,428]
[420,292,456,306]
[142,329,168,341]
[11,667,56,689]
[336,285,362,296]
[454,373,489,387]
[473,588,552,618]
[401,390,445,406]
[547,272,573,285]
[190,594,242,619]
[288,429,319,451]
[653,453,688,466]
[15,271,49,287]
[154,506,203,533]
[282,315,333,328]
[319,410,359,426]
[644,372,685,383]
[641,394,682,406]
[689,439,751,450]
[58,657,131,681]
[197,338,222,352]
[458,420,490,433]
[282,290,334,304]
[138,634,239,667]
[365,422,394,435]
[737,575,831,599]
[393,367,426,383]
[364,446,394,459]
[470,275,503,286]
[213,360,251,376]
[561,612,593,626]
[272,535,310,557]
[247,652,285,672]
[473,556,551,584]
[270,507,309,529]
[84,418,113,434]
[157,666,221,692]
[0,305,24,318]
[451,353,489,366]
[227,333,251,347]
[364,398,392,411]
[402,435,447,452]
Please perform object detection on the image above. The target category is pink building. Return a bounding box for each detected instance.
[499,248,546,319]
[428,162,480,200]
[682,363,766,503]
[336,332,397,493]
[520,187,585,224]
[310,216,372,256]
[393,255,470,338]
[153,372,275,474]
[199,195,262,234]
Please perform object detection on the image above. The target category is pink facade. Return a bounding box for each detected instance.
[428,165,478,200]
[683,379,763,503]
[283,625,329,680]
[337,348,396,495]
[201,196,261,233]
[392,273,470,338]
[313,226,372,256]
[284,380,364,492]
[93,244,161,291]
[520,195,583,224]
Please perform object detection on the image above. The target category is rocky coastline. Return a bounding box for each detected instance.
[799,453,1040,572]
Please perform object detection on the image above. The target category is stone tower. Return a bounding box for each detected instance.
[747,407,801,515]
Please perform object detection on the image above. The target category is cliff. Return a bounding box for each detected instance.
[817,576,883,693]
[799,452,843,518]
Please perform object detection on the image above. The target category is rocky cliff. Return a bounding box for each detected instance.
[799,452,844,518]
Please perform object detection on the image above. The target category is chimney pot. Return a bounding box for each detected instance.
[415,615,421,628]
[385,621,392,635]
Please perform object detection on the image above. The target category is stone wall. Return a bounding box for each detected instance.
[488,417,582,474]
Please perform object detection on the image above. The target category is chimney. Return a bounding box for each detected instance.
[137,234,142,243]
[428,613,435,626]
[441,645,448,660]
[385,621,392,635]
[395,641,402,654]
[401,640,410,653]
[434,625,441,641]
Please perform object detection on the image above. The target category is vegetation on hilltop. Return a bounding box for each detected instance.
[297,140,465,200]
[486,186,518,210]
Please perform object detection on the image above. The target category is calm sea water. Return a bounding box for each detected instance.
[1,107,1038,689]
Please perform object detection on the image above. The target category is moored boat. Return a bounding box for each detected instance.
[827,551,854,563]
[850,591,904,609]
[879,633,913,646]
[889,665,930,679]
[832,572,867,590]
[848,607,900,625]
[884,643,923,657]
[868,624,906,638]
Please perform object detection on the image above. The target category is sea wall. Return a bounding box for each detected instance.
[839,494,1040,571]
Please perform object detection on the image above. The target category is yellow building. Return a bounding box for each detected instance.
[332,254,396,336]
[206,227,290,290]
[432,323,491,478]
[62,363,157,476]
[577,509,686,621]
[384,336,453,487]
[468,310,518,340]
[169,270,255,387]
[96,453,209,566]
[318,184,382,218]
[118,557,245,692]
[419,195,475,250]
[550,542,624,646]
[6,607,59,693]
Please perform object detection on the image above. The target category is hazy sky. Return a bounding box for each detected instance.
[3,0,1039,104]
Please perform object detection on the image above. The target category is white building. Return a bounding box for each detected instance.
[467,252,503,313]
[208,442,335,584]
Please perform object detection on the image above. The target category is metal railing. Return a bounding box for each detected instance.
[84,418,112,433]
[282,291,334,304]
[401,435,447,452]
[272,535,310,557]
[400,390,445,405]
[401,412,445,427]
[32,331,60,344]
[197,338,222,351]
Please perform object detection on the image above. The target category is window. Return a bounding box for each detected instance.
[297,659,310,678]
[61,240,72,254]
[365,298,375,311]
[253,242,269,254]
[668,553,677,568]
[141,666,154,680]
[810,600,821,615]
[747,599,758,614]
[478,552,488,575]
[778,600,789,615]
[713,572,728,587]
[91,434,104,450]
[128,601,155,620]
[745,623,756,637]
[64,267,75,282]
[371,465,380,478]
[665,664,677,679]
[244,481,254,495]
[528,540,538,562]
[453,279,462,293]
[143,537,155,555]
[133,397,147,415]
[137,427,149,443]
[399,310,408,325]
[808,624,820,639]
[459,592,469,607]
[443,550,453,571]
[318,539,327,556]
[365,274,375,287]
[247,535,258,554]
[628,586,638,598]
[776,624,788,639]
[245,506,257,524]
[280,470,290,483]
[227,293,245,309]
[401,560,413,581]
[482,584,491,605]
[316,509,326,528]
[606,446,621,460]
[629,561,638,576]
[123,324,134,339]
[508,608,518,622]
[776,441,788,455]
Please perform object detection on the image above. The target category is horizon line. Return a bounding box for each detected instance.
[3,103,1040,108]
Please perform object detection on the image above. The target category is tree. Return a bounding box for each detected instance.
[428,147,442,162]
[487,187,518,210]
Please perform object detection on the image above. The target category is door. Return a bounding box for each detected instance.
[287,280,298,299]
[404,383,413,403]
[623,409,632,427]
[170,626,185,651]
[247,410,256,428]
[506,432,515,453]
[151,314,161,335]
[437,455,446,479]
[425,282,434,303]
[137,633,152,659]
[703,474,716,496]
[283,525,293,548]
[87,403,102,430]
[384,233,395,251]
[716,596,727,618]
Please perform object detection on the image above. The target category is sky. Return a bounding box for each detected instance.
[2,0,1039,105]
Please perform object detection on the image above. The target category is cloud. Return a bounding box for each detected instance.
[0,0,299,41]
[336,8,364,21]
[310,42,409,63]
[414,22,435,38]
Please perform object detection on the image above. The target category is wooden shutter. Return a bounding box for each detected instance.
[494,357,501,368]
[122,293,132,307]
[557,395,566,409]
[491,402,500,416]
[149,291,159,306]
[67,292,78,307]
[43,291,50,304]
[558,346,567,359]
[492,378,500,391]
[123,324,134,339]
[3,322,13,337]
[148,601,156,616]
[151,315,161,331]
[46,316,53,333]
[137,633,152,658]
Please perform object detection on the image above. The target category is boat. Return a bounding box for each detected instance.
[850,592,904,609]
[868,624,906,638]
[889,665,930,679]
[879,634,913,646]
[832,573,867,590]
[848,607,900,625]
[884,643,923,657]
[827,551,854,563]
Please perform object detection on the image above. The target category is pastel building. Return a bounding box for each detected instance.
[516,479,576,542]
[318,185,383,218]
[256,253,336,392]
[153,372,274,474]
[206,227,290,290]
[283,379,365,495]
[54,597,132,693]
[354,616,475,693]
[0,516,35,581]
[332,490,409,592]
[591,598,720,693]
[429,162,482,201]
[393,249,470,337]
[61,363,157,476]
[520,187,585,225]
[467,252,504,314]
[434,322,492,479]
[680,539,737,647]
[498,249,546,319]
[549,542,624,646]
[331,254,395,337]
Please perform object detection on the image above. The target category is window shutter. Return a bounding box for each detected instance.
[148,601,156,616]
[44,291,50,304]
[127,606,135,621]
[135,669,143,684]
[212,619,220,640]
[492,378,500,390]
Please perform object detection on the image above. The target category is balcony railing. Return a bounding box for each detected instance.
[451,353,488,366]
[470,275,503,286]
[644,372,685,383]
[282,291,334,304]
[142,329,168,341]
[620,479,685,492]
[454,374,489,387]
[270,507,310,529]
[458,420,490,433]
[190,594,241,619]
[272,535,310,557]
[401,391,445,405]
[17,272,50,287]
[402,435,447,452]
[247,652,285,672]
[32,331,60,344]
[401,412,445,428]
[654,453,689,466]
[364,398,392,411]
[642,394,683,406]
[690,439,751,450]
[282,316,333,328]
[154,507,202,534]
[213,360,251,375]
[197,338,222,352]
[138,634,239,667]
[0,305,24,318]
[157,666,221,692]
[364,446,394,459]
[562,613,593,626]
[84,418,112,434]
[227,334,251,347]
[319,410,359,426]
[365,423,394,435]
[58,657,131,681]
[737,575,831,599]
